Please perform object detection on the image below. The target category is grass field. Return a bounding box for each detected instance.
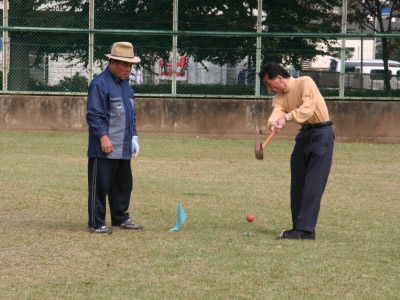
[0,131,399,300]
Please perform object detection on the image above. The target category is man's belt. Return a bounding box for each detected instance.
[301,121,332,130]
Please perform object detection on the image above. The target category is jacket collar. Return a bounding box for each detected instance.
[106,67,123,84]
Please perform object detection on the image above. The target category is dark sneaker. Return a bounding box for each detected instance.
[118,219,143,230]
[88,225,112,234]
[279,230,315,240]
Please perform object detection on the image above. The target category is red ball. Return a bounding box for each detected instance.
[246,215,254,222]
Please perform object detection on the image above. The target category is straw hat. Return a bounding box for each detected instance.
[105,42,141,63]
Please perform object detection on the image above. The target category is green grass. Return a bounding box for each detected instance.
[0,131,399,299]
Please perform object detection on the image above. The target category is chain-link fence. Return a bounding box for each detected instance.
[2,0,400,98]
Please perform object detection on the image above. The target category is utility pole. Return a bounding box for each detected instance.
[339,0,348,98]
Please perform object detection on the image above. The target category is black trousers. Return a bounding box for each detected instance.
[290,126,334,232]
[88,158,132,228]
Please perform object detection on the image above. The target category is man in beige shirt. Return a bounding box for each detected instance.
[259,62,335,240]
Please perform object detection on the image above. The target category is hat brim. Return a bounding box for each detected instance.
[105,54,141,63]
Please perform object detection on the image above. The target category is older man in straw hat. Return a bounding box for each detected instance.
[86,41,143,234]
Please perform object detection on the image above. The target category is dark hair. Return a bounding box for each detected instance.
[258,62,290,80]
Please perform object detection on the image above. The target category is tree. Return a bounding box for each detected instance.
[262,0,341,69]
[8,0,46,90]
[174,0,341,70]
[348,0,400,94]
[376,40,400,61]
[50,0,343,70]
[8,0,87,90]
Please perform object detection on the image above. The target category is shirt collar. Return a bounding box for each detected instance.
[282,77,293,94]
[106,67,123,84]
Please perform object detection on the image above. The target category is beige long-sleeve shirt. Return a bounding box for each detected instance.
[267,76,330,126]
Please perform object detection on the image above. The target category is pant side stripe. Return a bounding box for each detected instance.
[91,158,97,227]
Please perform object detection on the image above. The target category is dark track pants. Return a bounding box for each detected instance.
[88,158,132,228]
[290,126,334,232]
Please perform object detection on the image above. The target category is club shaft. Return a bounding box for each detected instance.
[262,131,276,149]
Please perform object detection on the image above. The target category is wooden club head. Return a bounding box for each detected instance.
[254,142,263,160]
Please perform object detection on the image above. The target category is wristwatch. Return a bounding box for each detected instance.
[285,113,291,122]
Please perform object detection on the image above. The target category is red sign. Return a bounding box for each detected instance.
[160,56,187,80]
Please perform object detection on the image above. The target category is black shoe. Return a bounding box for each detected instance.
[88,225,112,234]
[117,219,143,230]
[276,228,294,240]
[281,230,315,240]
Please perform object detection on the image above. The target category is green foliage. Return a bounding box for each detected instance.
[133,83,255,96]
[25,78,255,95]
[342,88,400,98]
[177,84,255,95]
[57,72,89,92]
[320,88,400,98]
[29,72,88,92]
[133,84,171,94]
[261,0,341,69]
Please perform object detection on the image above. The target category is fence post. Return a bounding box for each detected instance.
[88,0,94,83]
[339,0,348,98]
[2,0,8,92]
[172,0,178,96]
[255,0,263,97]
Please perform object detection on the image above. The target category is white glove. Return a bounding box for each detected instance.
[132,136,139,158]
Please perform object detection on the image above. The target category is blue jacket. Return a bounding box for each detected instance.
[86,67,137,160]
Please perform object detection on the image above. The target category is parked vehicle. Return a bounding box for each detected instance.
[329,58,400,90]
[329,58,400,74]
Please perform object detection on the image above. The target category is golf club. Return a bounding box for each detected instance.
[254,131,276,160]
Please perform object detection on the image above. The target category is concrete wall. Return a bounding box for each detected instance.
[0,95,399,142]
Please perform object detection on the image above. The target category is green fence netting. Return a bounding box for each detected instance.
[2,0,400,98]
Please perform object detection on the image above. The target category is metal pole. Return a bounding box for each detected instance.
[361,28,364,89]
[3,0,8,92]
[339,0,348,98]
[255,0,263,97]
[88,0,94,83]
[172,0,178,96]
[0,26,397,38]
